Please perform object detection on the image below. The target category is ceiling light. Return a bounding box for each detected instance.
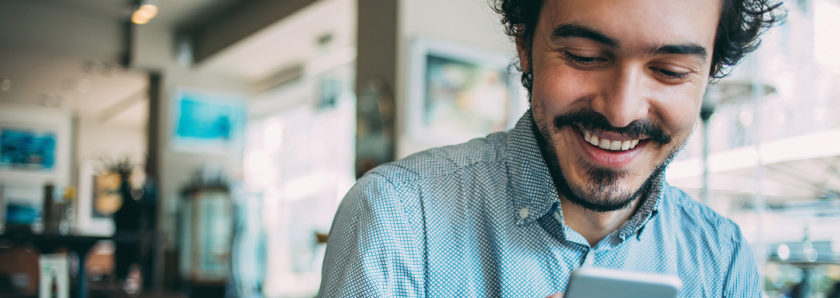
[139,2,158,18]
[131,0,158,25]
[131,11,150,25]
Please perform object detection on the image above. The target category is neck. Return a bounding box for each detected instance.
[560,196,641,247]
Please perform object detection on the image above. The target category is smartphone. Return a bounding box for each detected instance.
[564,267,682,298]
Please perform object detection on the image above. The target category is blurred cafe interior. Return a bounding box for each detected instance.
[0,0,839,297]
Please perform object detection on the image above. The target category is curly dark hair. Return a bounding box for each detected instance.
[492,0,785,92]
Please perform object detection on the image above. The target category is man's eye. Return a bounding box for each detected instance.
[563,51,604,65]
[655,68,690,79]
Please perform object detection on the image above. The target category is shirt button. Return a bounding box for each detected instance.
[518,207,529,219]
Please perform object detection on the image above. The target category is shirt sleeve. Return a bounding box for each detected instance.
[318,172,426,297]
[722,226,762,298]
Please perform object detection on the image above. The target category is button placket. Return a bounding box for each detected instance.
[582,249,595,266]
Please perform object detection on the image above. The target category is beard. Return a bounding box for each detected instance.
[532,109,684,213]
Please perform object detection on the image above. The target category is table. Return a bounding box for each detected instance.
[0,233,107,298]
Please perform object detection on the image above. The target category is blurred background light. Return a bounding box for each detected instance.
[131,0,158,25]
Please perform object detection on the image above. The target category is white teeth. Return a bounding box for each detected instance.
[581,129,641,151]
[589,136,599,146]
[598,138,610,149]
[585,132,599,146]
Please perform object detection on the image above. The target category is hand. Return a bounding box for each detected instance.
[546,294,563,298]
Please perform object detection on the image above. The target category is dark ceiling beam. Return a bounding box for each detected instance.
[184,0,319,65]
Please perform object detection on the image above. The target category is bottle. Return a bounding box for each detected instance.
[60,186,76,235]
[41,183,56,234]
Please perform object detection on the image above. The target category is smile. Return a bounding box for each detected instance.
[570,126,648,168]
[582,129,641,151]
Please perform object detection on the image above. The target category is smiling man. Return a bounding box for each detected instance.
[319,0,782,297]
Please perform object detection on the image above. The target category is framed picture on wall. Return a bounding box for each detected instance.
[0,128,57,172]
[0,104,71,187]
[75,161,116,236]
[170,89,246,155]
[407,38,525,149]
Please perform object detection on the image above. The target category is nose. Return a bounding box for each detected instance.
[591,66,650,128]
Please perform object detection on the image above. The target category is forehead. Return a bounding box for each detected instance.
[538,0,721,50]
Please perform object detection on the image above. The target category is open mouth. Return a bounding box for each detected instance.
[574,127,647,167]
[575,125,650,153]
[582,130,640,151]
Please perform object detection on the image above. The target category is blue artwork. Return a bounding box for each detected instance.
[177,98,235,140]
[0,128,56,171]
[173,91,245,152]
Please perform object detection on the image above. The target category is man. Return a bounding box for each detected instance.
[320,0,782,296]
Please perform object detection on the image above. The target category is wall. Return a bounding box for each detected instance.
[76,119,147,166]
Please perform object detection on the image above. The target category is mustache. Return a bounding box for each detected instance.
[553,110,672,145]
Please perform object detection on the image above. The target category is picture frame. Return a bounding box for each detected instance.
[170,89,246,155]
[406,38,525,149]
[0,103,71,188]
[75,160,115,236]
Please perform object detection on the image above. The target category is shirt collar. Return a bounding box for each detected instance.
[503,110,664,236]
[504,110,560,226]
[615,172,664,241]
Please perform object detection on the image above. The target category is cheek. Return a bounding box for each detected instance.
[653,90,702,138]
[531,63,597,115]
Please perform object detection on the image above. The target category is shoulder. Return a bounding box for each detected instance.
[658,185,757,276]
[659,185,743,244]
[655,186,760,297]
[341,131,508,221]
[371,132,508,185]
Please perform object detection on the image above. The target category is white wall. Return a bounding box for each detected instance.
[399,0,514,54]
[76,119,147,165]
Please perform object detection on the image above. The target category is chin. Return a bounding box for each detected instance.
[564,169,644,212]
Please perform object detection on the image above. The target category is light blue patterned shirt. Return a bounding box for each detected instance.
[320,111,760,297]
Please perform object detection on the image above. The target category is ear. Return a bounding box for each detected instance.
[514,26,531,73]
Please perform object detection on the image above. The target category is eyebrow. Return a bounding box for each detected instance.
[652,44,708,61]
[551,24,618,48]
[550,23,708,61]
